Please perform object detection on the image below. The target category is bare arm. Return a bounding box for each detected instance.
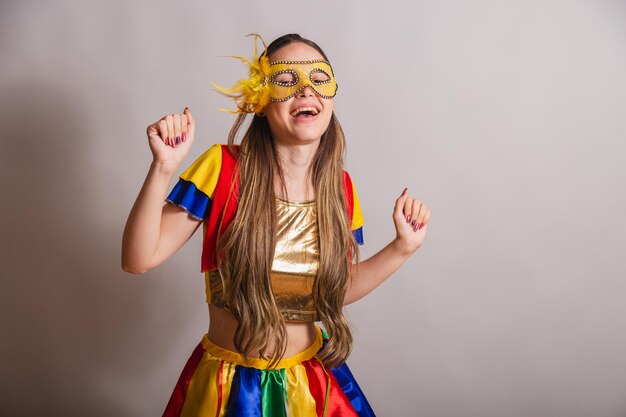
[121,107,200,274]
[121,161,202,274]
[344,187,432,305]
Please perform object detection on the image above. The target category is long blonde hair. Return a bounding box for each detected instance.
[216,34,360,369]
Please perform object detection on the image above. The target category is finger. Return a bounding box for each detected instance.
[146,121,157,136]
[173,113,182,146]
[181,114,188,141]
[410,199,422,230]
[394,187,408,217]
[184,107,195,140]
[403,197,413,223]
[416,203,428,225]
[158,120,169,144]
[184,107,194,125]
[165,114,174,147]
[419,208,431,229]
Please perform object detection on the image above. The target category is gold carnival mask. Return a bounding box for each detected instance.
[211,33,338,114]
[267,60,338,102]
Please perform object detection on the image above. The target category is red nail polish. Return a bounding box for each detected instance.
[406,215,411,223]
[182,132,187,141]
[402,188,407,196]
[418,223,423,230]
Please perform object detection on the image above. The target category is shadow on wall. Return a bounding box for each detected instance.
[0,82,198,416]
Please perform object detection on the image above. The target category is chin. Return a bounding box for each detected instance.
[292,126,329,142]
[293,120,332,140]
[290,133,323,143]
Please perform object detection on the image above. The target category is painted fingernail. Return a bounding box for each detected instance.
[401,188,407,196]
[406,215,411,223]
[182,132,186,141]
[411,220,417,228]
[418,223,424,230]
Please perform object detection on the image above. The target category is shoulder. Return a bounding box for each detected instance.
[180,143,242,175]
[178,144,231,198]
[186,143,227,166]
[341,169,359,196]
[341,169,354,189]
[341,169,364,231]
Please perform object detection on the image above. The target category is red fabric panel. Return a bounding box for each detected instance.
[302,359,359,417]
[201,145,240,272]
[342,170,355,263]
[342,170,354,225]
[161,343,205,417]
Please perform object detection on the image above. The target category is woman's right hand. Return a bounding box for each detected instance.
[146,107,195,169]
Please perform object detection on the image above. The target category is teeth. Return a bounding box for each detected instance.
[290,106,319,117]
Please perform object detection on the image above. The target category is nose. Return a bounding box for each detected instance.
[297,85,315,98]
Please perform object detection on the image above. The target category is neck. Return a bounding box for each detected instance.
[274,139,320,200]
[275,140,318,174]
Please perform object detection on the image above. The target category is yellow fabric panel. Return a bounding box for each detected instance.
[351,180,364,230]
[200,327,323,370]
[285,363,318,417]
[217,360,236,416]
[203,222,212,303]
[179,143,223,198]
[180,353,221,417]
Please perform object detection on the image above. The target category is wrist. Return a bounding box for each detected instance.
[151,159,179,176]
[391,237,415,257]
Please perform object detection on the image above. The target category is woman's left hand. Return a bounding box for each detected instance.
[393,187,431,254]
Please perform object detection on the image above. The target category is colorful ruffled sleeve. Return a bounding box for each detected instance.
[165,144,223,221]
[351,181,365,246]
[352,185,365,245]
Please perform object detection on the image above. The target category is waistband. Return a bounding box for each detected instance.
[201,325,325,370]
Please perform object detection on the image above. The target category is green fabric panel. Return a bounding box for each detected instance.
[320,327,329,339]
[260,369,287,417]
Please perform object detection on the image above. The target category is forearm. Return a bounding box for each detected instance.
[121,160,178,273]
[344,239,414,305]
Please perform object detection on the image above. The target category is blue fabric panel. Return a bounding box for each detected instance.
[224,365,262,417]
[352,226,364,245]
[331,363,376,417]
[165,178,212,220]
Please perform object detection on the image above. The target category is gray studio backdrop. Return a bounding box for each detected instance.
[2,1,626,416]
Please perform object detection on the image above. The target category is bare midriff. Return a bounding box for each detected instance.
[207,304,319,359]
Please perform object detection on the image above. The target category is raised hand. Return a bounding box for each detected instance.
[146,107,195,166]
[393,187,431,254]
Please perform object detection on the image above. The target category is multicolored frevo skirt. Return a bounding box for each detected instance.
[162,326,376,416]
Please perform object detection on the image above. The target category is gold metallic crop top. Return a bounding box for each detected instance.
[204,196,320,322]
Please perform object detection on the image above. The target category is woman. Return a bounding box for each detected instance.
[122,33,430,417]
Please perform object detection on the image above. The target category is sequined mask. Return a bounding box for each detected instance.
[210,33,339,114]
[268,60,338,102]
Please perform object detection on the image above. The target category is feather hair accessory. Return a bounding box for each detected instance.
[210,33,271,114]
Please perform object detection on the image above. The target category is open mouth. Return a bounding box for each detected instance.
[290,106,320,121]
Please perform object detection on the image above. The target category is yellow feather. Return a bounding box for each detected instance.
[210,33,271,114]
